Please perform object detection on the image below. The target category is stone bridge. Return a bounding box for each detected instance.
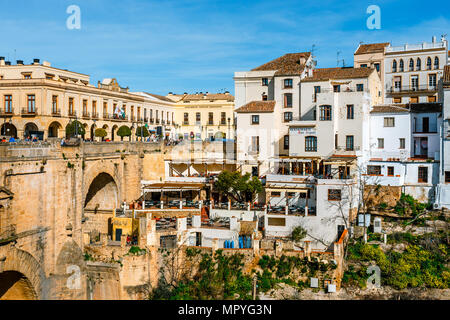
[0,141,166,299]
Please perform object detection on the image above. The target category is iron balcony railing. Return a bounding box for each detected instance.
[387,85,437,94]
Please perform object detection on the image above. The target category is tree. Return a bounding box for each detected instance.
[65,120,85,137]
[135,126,150,140]
[117,125,131,141]
[214,170,263,203]
[94,128,107,141]
[291,225,307,242]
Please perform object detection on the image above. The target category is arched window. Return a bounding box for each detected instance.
[416,58,421,71]
[305,136,317,152]
[392,60,397,72]
[409,59,414,71]
[427,57,432,70]
[434,57,439,69]
[399,59,404,72]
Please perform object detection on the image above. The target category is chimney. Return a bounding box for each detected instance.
[0,57,4,66]
[432,36,437,43]
[5,61,11,66]
[33,58,40,65]
[16,60,24,65]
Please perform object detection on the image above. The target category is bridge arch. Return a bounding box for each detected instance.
[84,169,120,210]
[0,247,45,300]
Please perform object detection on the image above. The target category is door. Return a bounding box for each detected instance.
[337,225,345,240]
[115,228,122,241]
[195,232,202,246]
[422,117,429,133]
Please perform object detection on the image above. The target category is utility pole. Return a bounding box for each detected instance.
[252,274,257,300]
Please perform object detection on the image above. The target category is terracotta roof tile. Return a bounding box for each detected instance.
[235,101,275,113]
[303,67,375,82]
[251,52,311,76]
[144,92,176,103]
[370,105,409,114]
[354,42,390,55]
[182,93,235,102]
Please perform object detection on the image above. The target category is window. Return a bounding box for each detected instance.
[305,136,317,152]
[445,172,450,183]
[387,167,394,176]
[251,115,259,125]
[23,73,32,79]
[394,76,402,90]
[418,167,428,183]
[262,78,269,86]
[410,96,418,103]
[283,112,292,122]
[399,59,404,72]
[393,97,402,104]
[69,98,74,115]
[399,138,405,149]
[251,136,260,152]
[360,64,368,68]
[333,85,340,92]
[367,165,381,175]
[83,100,88,115]
[392,60,397,72]
[284,79,293,88]
[313,86,320,102]
[319,105,332,121]
[92,100,97,115]
[346,135,354,151]
[416,58,421,71]
[196,112,201,124]
[384,117,395,127]
[221,112,226,125]
[378,138,384,149]
[347,105,354,119]
[271,192,281,197]
[208,112,214,125]
[434,57,439,69]
[374,63,380,72]
[27,94,35,112]
[328,189,341,201]
[283,135,289,150]
[356,84,364,92]
[411,75,419,90]
[335,134,338,149]
[262,94,268,101]
[429,74,437,88]
[409,58,414,71]
[183,113,189,125]
[102,102,107,116]
[428,96,437,103]
[4,95,12,113]
[52,95,58,113]
[427,57,432,70]
[284,93,293,108]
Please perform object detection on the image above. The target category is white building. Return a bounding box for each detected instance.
[384,37,448,104]
[234,52,315,176]
[367,103,441,202]
[436,65,450,208]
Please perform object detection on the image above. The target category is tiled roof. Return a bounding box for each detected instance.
[181,93,235,101]
[235,101,275,113]
[302,67,375,82]
[443,65,450,86]
[251,52,311,76]
[370,105,409,114]
[144,92,175,103]
[354,42,390,55]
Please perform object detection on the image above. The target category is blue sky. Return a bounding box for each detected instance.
[1,0,449,95]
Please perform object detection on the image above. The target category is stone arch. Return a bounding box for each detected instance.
[102,124,109,141]
[84,171,120,210]
[214,131,225,139]
[90,123,97,141]
[0,122,17,138]
[112,125,118,142]
[81,123,88,140]
[23,122,39,139]
[0,246,45,300]
[48,121,63,138]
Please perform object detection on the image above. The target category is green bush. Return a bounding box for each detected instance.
[66,120,85,137]
[135,126,150,138]
[94,128,107,138]
[291,225,307,242]
[117,126,132,141]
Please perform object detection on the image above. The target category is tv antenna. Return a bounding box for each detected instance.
[337,50,346,67]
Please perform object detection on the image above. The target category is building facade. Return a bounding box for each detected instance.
[0,58,176,141]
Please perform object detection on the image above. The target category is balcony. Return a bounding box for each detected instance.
[112,114,128,121]
[92,112,99,120]
[144,116,148,122]
[387,85,437,94]
[156,119,160,124]
[51,109,61,117]
[21,108,37,116]
[130,115,135,121]
[103,113,111,120]
[150,118,154,124]
[0,109,14,118]
[68,111,77,118]
[82,111,90,119]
